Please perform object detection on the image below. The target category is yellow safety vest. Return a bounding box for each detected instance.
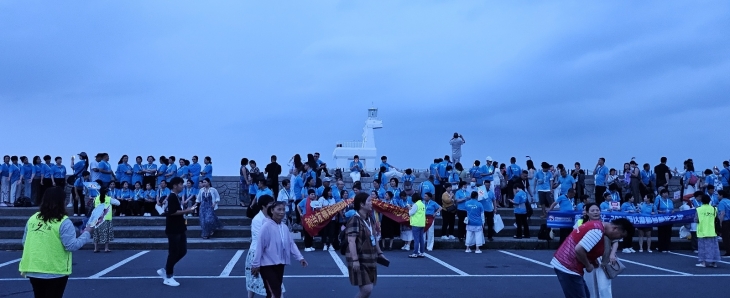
[696,205,716,238]
[18,212,72,276]
[410,201,426,227]
[94,195,113,221]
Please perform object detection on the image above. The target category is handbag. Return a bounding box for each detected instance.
[445,204,457,213]
[600,237,625,279]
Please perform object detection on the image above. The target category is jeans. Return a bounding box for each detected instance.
[554,268,590,298]
[411,227,425,254]
[165,232,188,277]
[9,180,20,204]
[29,276,69,298]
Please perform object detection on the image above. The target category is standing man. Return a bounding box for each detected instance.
[593,158,609,202]
[0,155,10,206]
[654,157,672,192]
[480,180,497,242]
[157,177,197,287]
[449,133,466,164]
[265,155,282,195]
[572,162,585,199]
[535,162,554,219]
[555,169,576,197]
[552,218,632,298]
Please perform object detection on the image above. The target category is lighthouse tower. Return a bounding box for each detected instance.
[333,107,383,171]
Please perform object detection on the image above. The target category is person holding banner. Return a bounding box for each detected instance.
[346,193,387,298]
[550,189,577,244]
[654,188,677,253]
[379,191,400,251]
[297,189,317,252]
[637,195,656,252]
[19,187,94,298]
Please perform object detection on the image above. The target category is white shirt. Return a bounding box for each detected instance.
[277,188,293,212]
[317,197,337,220]
[251,211,266,247]
[89,160,100,182]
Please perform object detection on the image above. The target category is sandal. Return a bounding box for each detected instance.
[408,254,418,258]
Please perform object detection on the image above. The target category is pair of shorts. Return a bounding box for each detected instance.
[538,191,553,206]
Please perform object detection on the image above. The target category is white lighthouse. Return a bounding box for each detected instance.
[333,107,383,171]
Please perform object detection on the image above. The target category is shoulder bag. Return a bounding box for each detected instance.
[601,237,625,279]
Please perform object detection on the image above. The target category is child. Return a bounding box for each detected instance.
[638,195,656,252]
[600,193,612,212]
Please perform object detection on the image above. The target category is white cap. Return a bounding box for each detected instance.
[486,156,492,161]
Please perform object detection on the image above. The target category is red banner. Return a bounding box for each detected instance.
[372,199,434,231]
[302,199,352,236]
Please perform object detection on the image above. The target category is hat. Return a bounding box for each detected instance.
[78,152,87,157]
[486,156,492,161]
[323,177,331,182]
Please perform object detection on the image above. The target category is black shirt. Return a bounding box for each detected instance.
[654,164,671,187]
[165,192,186,234]
[265,162,282,181]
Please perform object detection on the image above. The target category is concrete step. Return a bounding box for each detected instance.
[0,216,251,227]
[0,226,252,239]
[0,237,702,251]
[0,206,246,217]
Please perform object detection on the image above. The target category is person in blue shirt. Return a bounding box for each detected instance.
[165,156,178,183]
[131,181,145,216]
[316,177,332,197]
[386,178,401,202]
[38,155,55,200]
[349,155,364,183]
[429,158,440,181]
[549,189,577,244]
[716,161,730,189]
[20,156,35,203]
[619,193,639,253]
[481,157,495,185]
[464,191,485,253]
[188,156,202,187]
[716,190,730,256]
[72,171,90,216]
[177,159,190,181]
[143,182,157,217]
[447,165,460,190]
[422,192,442,252]
[142,156,158,189]
[72,152,88,180]
[201,156,213,183]
[297,189,317,252]
[607,183,621,203]
[594,157,610,201]
[555,169,576,196]
[379,191,401,251]
[255,179,274,200]
[506,157,522,181]
[115,155,133,186]
[371,180,385,199]
[706,185,719,206]
[132,156,144,186]
[510,184,529,238]
[398,190,412,207]
[454,181,470,241]
[0,155,9,206]
[535,162,554,219]
[469,160,482,186]
[51,157,67,188]
[600,193,613,212]
[653,188,676,252]
[640,163,654,195]
[97,154,114,188]
[156,156,169,187]
[480,180,497,241]
[8,156,21,204]
[637,194,656,252]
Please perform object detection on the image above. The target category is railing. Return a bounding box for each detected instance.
[335,141,364,148]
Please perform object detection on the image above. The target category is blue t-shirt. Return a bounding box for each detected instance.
[116,163,133,184]
[41,163,53,179]
[52,165,66,179]
[21,163,35,180]
[621,202,637,213]
[535,170,553,192]
[639,202,655,215]
[424,200,440,216]
[420,181,435,196]
[465,200,484,226]
[557,175,575,195]
[640,170,653,185]
[72,161,86,176]
[576,202,585,213]
[469,166,482,184]
[481,165,494,181]
[654,196,674,213]
[292,176,304,200]
[132,164,144,185]
[719,168,730,187]
[594,165,609,186]
[98,161,112,183]
[188,163,201,182]
[256,187,274,200]
[74,177,84,188]
[349,161,363,172]
[203,164,213,182]
[555,195,574,212]
[600,201,611,212]
[166,164,178,182]
[513,190,528,214]
[718,198,730,221]
[507,164,521,180]
[455,189,469,211]
[480,190,496,212]
[9,164,21,183]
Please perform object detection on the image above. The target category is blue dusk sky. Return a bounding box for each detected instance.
[1,1,729,175]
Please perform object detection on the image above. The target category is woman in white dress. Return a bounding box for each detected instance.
[245,195,285,297]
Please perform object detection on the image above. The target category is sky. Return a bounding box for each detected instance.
[1,1,729,175]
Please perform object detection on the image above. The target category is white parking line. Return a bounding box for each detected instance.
[668,251,730,265]
[220,250,245,277]
[498,250,553,268]
[619,258,692,276]
[423,253,469,276]
[2,273,729,282]
[328,250,349,276]
[89,251,149,278]
[0,258,21,268]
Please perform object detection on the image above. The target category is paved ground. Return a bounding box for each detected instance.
[0,248,727,297]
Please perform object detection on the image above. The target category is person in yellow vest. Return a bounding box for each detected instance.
[695,194,721,268]
[407,192,426,258]
[19,187,94,298]
[93,187,119,253]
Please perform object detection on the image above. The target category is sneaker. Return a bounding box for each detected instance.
[441,236,448,240]
[475,250,482,254]
[163,277,180,287]
[328,246,335,251]
[0,203,7,207]
[322,246,328,251]
[629,248,636,253]
[695,263,706,268]
[694,250,699,253]
[639,249,644,253]
[67,203,73,208]
[465,248,472,253]
[448,236,456,240]
[427,249,433,252]
[404,244,410,251]
[73,214,78,217]
[647,250,653,253]
[156,268,167,279]
[622,248,631,253]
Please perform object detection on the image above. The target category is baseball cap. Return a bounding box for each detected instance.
[78,152,88,158]
[323,177,331,182]
[486,156,492,161]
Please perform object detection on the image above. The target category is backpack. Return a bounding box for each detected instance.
[687,172,698,186]
[14,196,32,207]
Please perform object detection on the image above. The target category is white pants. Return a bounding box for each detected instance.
[424,224,435,250]
[0,177,9,203]
[9,180,20,204]
[349,171,361,182]
[584,263,613,298]
[385,169,403,181]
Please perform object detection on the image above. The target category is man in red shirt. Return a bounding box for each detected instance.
[551,218,633,298]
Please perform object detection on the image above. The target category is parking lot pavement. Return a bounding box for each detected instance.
[1,249,729,297]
